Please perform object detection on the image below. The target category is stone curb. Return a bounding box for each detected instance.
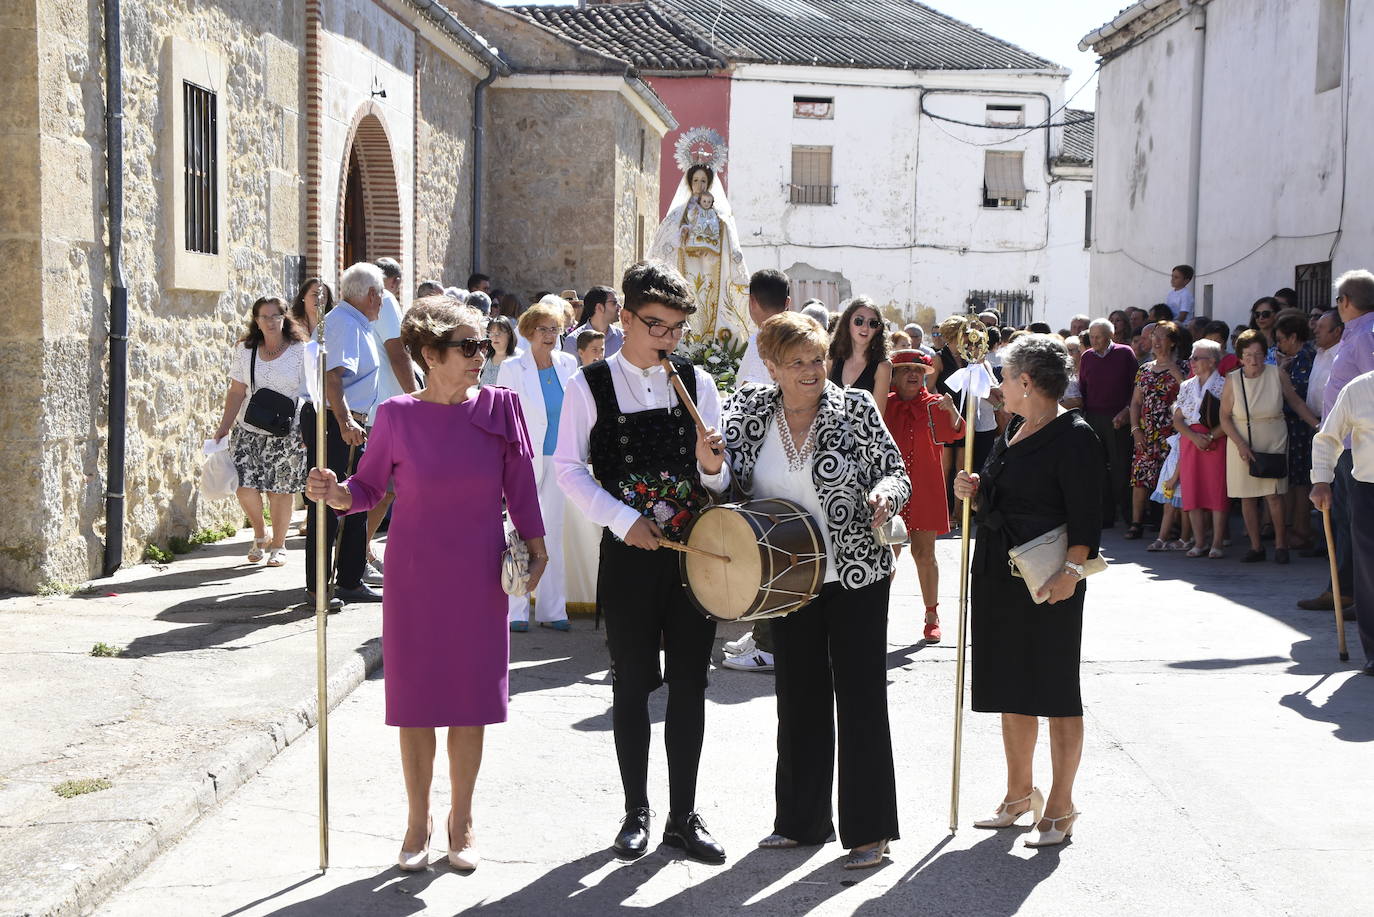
[8,635,382,917]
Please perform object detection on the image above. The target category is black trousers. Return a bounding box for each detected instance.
[1350,478,1374,664]
[1085,410,1132,525]
[771,578,899,848]
[599,534,716,816]
[300,403,367,592]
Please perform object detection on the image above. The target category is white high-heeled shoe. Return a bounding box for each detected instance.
[448,813,480,870]
[397,817,431,872]
[1024,809,1080,847]
[972,788,1045,829]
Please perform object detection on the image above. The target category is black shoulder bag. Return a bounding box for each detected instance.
[1239,370,1287,479]
[243,346,297,437]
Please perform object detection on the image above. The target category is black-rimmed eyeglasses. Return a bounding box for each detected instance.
[630,311,690,338]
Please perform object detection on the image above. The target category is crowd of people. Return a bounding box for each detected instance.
[209,253,1374,874]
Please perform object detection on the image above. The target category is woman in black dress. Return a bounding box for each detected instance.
[953,334,1103,848]
[828,296,892,407]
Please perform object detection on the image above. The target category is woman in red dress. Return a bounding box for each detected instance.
[885,350,965,642]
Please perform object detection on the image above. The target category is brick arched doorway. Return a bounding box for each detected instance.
[337,107,403,271]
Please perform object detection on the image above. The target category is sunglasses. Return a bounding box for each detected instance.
[853,316,883,330]
[1252,310,1274,319]
[441,338,495,359]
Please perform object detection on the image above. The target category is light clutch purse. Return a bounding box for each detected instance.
[1007,524,1107,604]
[878,515,908,546]
[500,516,531,596]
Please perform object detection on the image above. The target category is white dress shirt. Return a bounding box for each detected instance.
[554,352,730,539]
[1308,341,1340,419]
[1312,369,1374,485]
[736,332,772,387]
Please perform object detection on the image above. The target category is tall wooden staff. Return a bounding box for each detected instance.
[941,315,989,835]
[310,313,330,870]
[1321,508,1349,662]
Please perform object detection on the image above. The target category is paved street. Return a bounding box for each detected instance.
[93,531,1371,917]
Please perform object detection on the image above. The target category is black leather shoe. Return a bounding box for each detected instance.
[305,591,344,612]
[663,812,726,864]
[335,583,383,604]
[613,807,651,858]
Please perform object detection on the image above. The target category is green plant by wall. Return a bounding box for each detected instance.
[142,544,173,564]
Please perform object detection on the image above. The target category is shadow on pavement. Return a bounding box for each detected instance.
[255,864,443,917]
[471,846,859,915]
[851,831,1062,917]
[120,591,316,658]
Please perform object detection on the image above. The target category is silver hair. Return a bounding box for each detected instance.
[906,323,925,341]
[1335,269,1374,311]
[1001,333,1074,400]
[339,262,384,304]
[467,290,492,315]
[444,286,469,305]
[1191,338,1221,360]
[1072,313,1090,324]
[800,303,831,329]
[1088,318,1114,335]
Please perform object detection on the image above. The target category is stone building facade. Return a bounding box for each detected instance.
[0,0,669,591]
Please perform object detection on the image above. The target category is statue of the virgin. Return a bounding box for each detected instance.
[648,128,750,337]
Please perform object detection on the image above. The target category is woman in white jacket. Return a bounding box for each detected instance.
[497,295,580,631]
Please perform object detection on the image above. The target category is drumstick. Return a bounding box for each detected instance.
[658,350,722,455]
[657,538,730,563]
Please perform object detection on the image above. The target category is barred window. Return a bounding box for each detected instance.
[790,146,835,205]
[183,81,219,254]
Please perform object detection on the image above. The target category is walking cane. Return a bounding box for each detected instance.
[941,316,990,835]
[1320,507,1349,662]
[311,316,330,871]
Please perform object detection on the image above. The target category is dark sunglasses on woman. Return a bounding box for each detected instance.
[853,316,883,330]
[1252,310,1274,320]
[441,338,496,359]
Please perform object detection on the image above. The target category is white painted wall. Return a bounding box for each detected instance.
[726,64,1091,329]
[1089,0,1373,326]
[319,0,417,292]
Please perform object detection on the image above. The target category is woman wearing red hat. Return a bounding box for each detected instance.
[884,350,965,641]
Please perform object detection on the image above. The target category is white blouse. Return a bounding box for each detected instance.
[753,417,840,583]
[1175,372,1225,425]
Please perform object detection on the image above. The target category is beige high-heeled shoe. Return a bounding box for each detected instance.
[1024,810,1080,847]
[397,817,432,872]
[448,812,479,870]
[973,788,1045,829]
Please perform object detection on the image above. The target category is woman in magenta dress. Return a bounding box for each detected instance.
[307,297,546,873]
[884,350,964,642]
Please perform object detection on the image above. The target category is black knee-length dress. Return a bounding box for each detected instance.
[971,411,1104,717]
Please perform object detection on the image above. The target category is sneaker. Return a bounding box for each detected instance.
[363,563,383,583]
[721,650,775,672]
[723,633,756,656]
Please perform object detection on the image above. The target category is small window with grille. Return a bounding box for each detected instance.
[1295,261,1333,312]
[183,80,219,254]
[790,146,835,205]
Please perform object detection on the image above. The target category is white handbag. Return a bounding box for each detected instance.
[1006,524,1107,604]
[500,516,530,596]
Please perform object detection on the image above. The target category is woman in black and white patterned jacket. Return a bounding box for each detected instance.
[708,311,911,871]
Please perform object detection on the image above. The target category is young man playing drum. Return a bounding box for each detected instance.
[554,260,730,863]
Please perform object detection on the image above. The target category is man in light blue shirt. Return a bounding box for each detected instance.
[562,286,624,359]
[304,261,383,606]
[368,258,418,572]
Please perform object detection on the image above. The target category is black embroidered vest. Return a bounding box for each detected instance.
[585,355,710,542]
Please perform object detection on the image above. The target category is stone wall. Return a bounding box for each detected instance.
[483,88,618,301]
[612,96,662,287]
[0,0,306,591]
[414,42,475,289]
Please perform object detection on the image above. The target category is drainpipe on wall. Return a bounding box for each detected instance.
[102,0,128,577]
[471,67,497,274]
[1183,0,1208,278]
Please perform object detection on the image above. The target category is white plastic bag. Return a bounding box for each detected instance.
[200,438,238,501]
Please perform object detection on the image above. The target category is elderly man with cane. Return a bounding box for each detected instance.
[1311,367,1374,674]
[303,261,385,607]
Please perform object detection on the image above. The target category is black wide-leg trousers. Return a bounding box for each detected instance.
[771,577,899,849]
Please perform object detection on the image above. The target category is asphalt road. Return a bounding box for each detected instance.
[97,533,1371,917]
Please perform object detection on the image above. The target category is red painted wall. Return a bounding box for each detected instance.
[644,74,732,219]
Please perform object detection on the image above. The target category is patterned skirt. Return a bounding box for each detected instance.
[231,425,307,494]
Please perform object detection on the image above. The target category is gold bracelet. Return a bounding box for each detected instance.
[528,553,549,561]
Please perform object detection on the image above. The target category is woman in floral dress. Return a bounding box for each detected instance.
[1126,322,1188,538]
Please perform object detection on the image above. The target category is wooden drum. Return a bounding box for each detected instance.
[679,499,827,623]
